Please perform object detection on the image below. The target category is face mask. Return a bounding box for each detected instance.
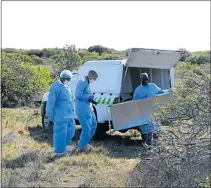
[64,80,70,86]
[89,79,95,84]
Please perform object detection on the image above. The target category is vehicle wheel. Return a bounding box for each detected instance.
[93,122,109,140]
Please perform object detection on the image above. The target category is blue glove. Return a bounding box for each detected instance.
[88,95,94,100]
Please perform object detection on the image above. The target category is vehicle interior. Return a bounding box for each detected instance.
[120,66,171,102]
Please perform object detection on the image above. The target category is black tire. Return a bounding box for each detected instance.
[93,122,109,140]
[91,105,109,140]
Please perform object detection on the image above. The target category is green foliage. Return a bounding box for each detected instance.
[178,48,211,64]
[190,55,210,64]
[78,50,100,64]
[178,48,192,62]
[25,49,43,58]
[198,175,211,188]
[144,63,211,188]
[78,47,126,64]
[2,52,33,64]
[24,48,60,59]
[99,52,126,60]
[88,45,110,55]
[193,50,210,56]
[1,46,209,108]
[86,45,127,60]
[3,47,209,68]
[31,55,43,65]
[1,52,52,107]
[42,48,56,58]
[53,45,81,72]
[156,62,210,134]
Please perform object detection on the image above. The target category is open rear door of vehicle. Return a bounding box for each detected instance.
[123,48,183,69]
[110,93,172,131]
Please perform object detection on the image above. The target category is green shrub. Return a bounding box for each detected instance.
[54,45,81,72]
[31,55,43,65]
[1,52,52,107]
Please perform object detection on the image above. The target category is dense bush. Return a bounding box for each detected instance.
[1,52,52,107]
[25,49,44,58]
[128,62,211,187]
[53,45,81,73]
[179,48,211,64]
[2,47,209,67]
[31,55,43,65]
[189,55,210,64]
[88,45,110,55]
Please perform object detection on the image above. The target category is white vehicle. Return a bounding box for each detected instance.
[41,48,183,139]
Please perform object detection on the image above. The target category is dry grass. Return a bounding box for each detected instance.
[2,108,150,187]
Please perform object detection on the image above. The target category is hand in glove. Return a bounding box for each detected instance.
[88,95,94,100]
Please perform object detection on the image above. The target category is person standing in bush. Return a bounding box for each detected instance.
[133,73,167,148]
[46,70,76,157]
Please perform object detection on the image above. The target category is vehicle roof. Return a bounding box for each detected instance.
[83,60,126,66]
